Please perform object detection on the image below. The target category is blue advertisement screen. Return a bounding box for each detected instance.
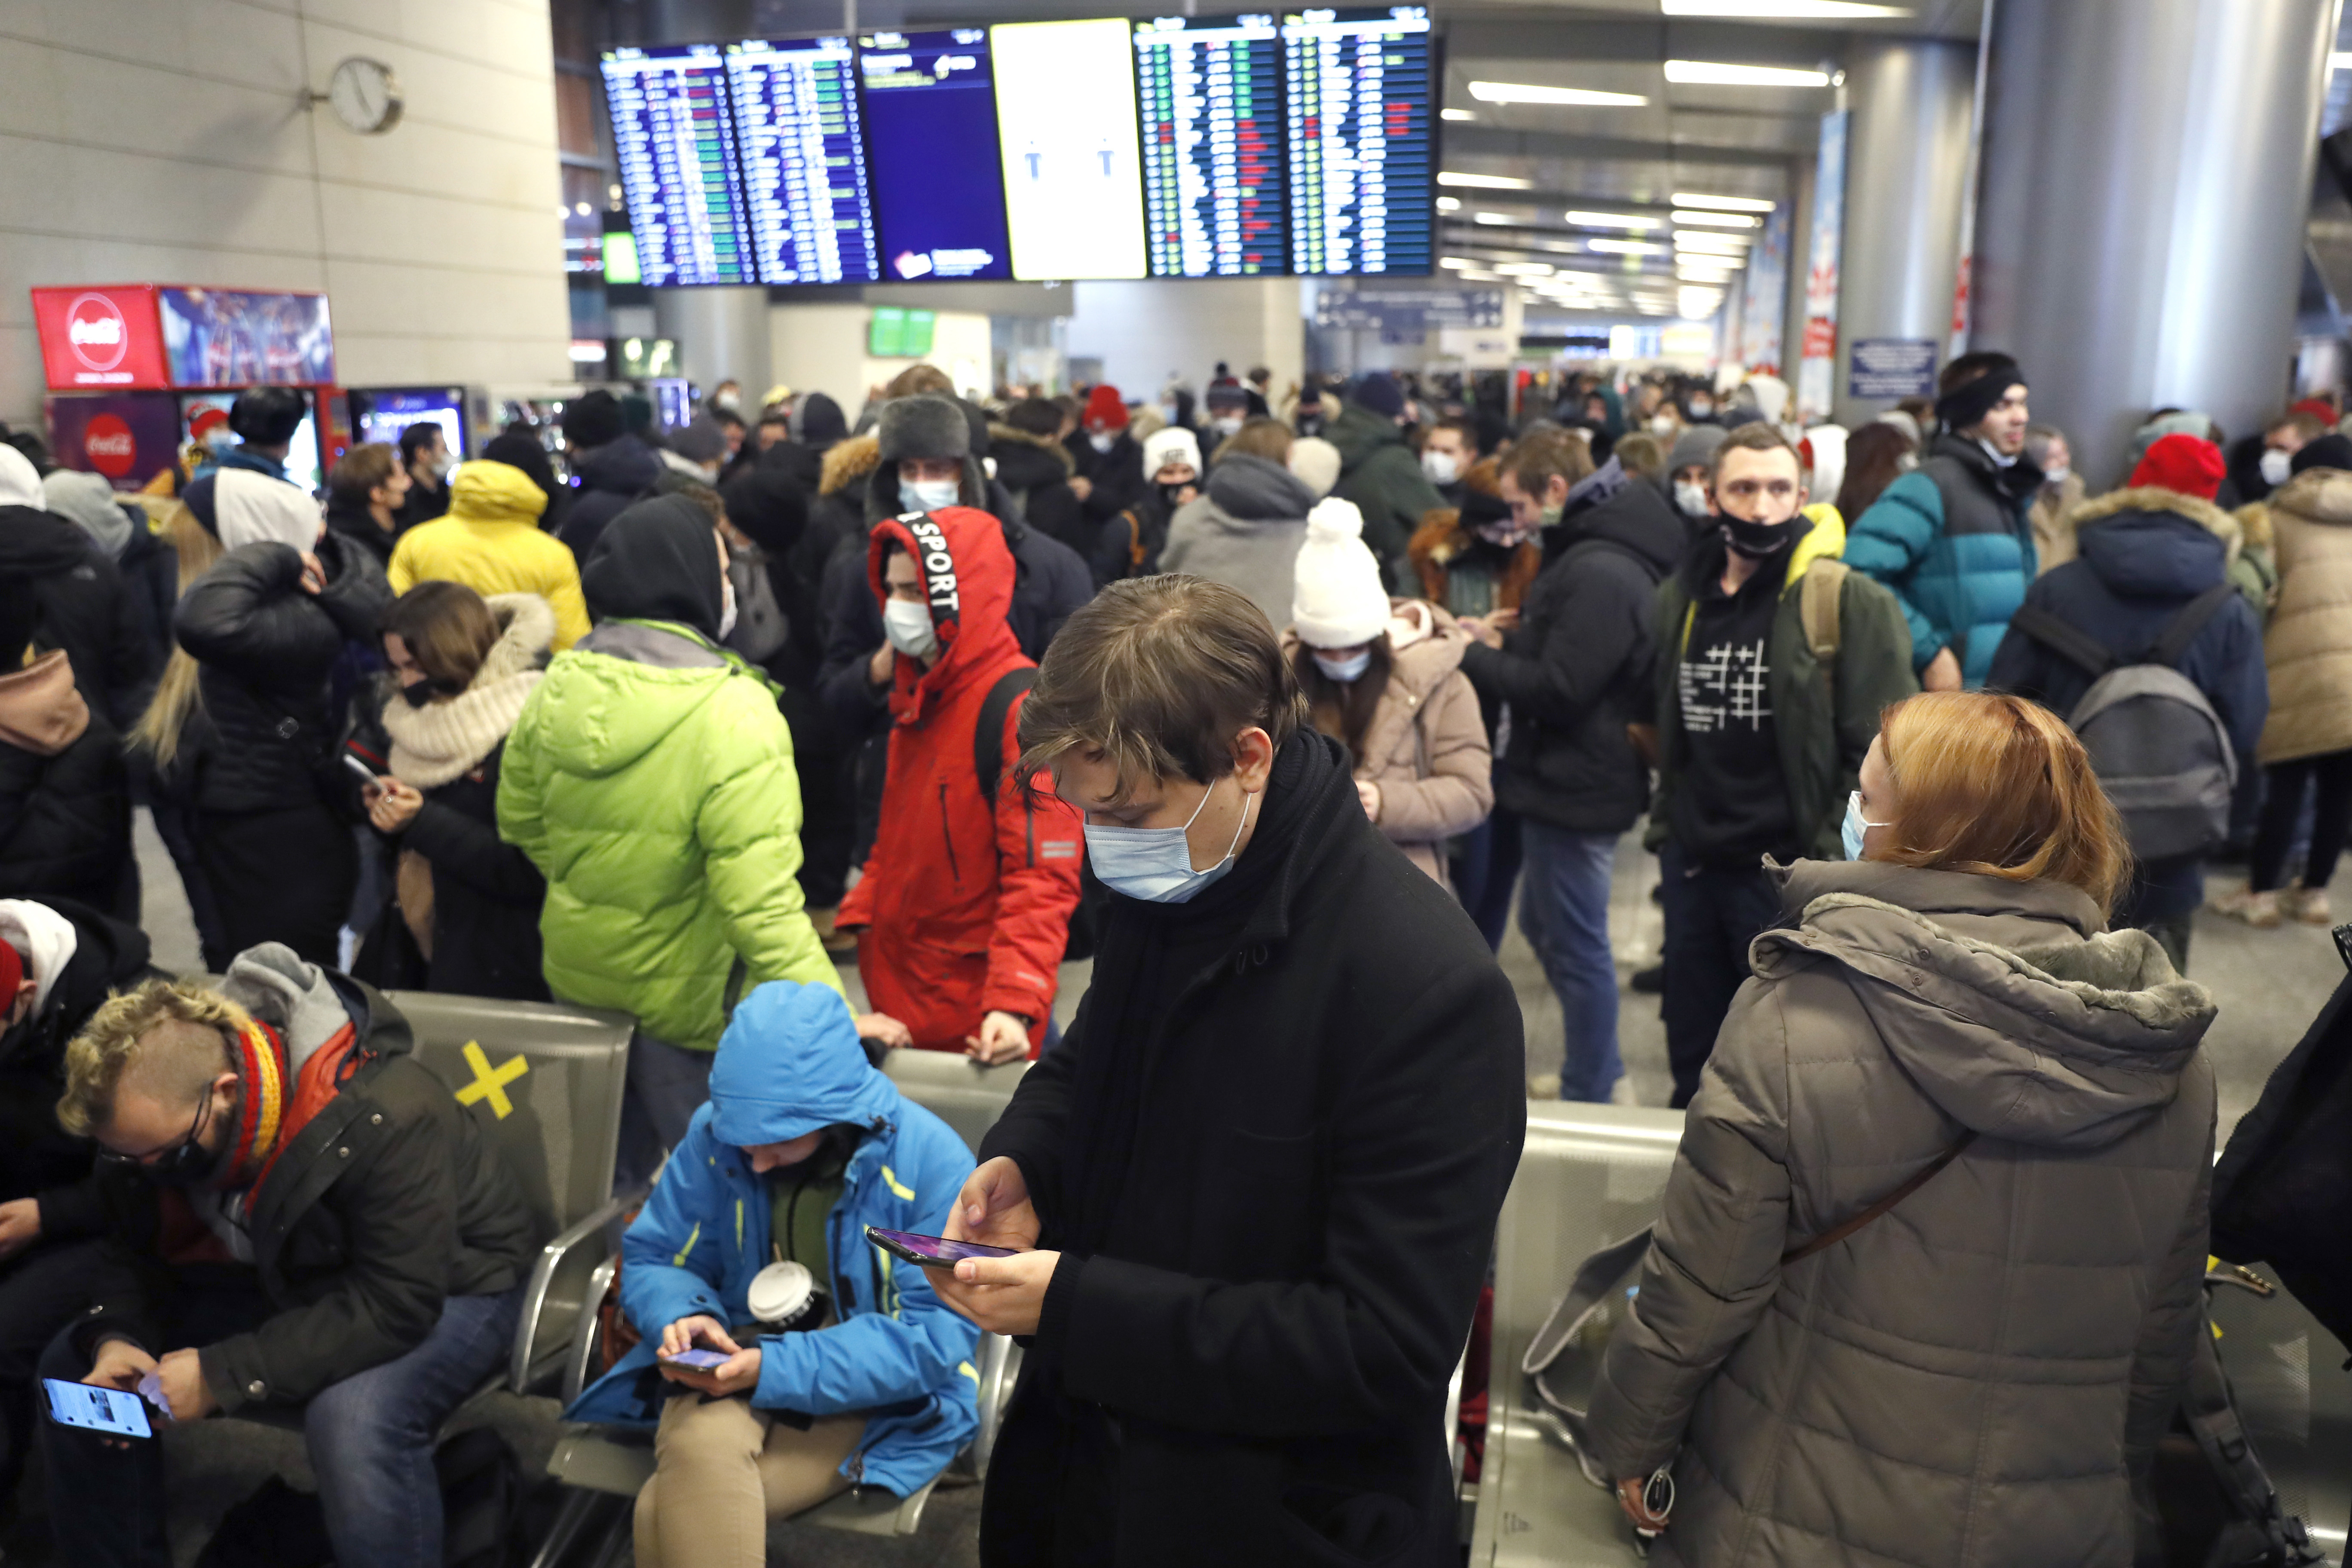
[858,30,1012,281]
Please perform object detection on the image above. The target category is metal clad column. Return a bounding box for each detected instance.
[1831,38,1976,427]
[1972,0,2337,487]
[655,286,774,411]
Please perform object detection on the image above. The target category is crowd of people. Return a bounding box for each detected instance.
[0,342,2339,1564]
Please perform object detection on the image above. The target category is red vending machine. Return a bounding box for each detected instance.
[30,285,349,493]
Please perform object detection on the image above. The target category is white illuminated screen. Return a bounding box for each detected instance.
[990,20,1148,280]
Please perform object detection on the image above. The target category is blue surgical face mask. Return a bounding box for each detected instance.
[1084,776,1257,904]
[1841,790,1891,861]
[899,476,959,513]
[1314,648,1372,683]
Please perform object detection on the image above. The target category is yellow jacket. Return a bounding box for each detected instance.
[387,461,589,650]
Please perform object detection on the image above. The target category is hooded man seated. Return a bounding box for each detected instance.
[567,980,981,1568]
[39,944,536,1568]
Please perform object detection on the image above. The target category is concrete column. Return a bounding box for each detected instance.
[1829,38,1976,427]
[654,286,774,407]
[1972,0,2337,486]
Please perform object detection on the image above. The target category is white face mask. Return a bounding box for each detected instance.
[1420,449,1461,487]
[1314,648,1372,683]
[899,477,959,514]
[1084,775,1257,904]
[2041,465,2071,487]
[1688,401,1714,420]
[1090,431,1117,453]
[2261,448,2294,486]
[1842,790,1893,861]
[1212,416,1243,437]
[882,597,938,659]
[1649,413,1676,436]
[717,571,738,642]
[1673,479,1710,517]
[715,391,742,413]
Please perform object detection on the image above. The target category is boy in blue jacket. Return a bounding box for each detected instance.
[566,980,980,1568]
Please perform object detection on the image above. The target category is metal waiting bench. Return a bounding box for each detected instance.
[532,1047,1034,1565]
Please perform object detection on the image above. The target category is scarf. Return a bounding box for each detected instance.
[218,1016,367,1201]
[380,594,554,787]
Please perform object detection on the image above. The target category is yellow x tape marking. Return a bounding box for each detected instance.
[455,1041,529,1119]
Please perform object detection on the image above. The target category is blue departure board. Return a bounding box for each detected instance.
[859,30,1013,281]
[726,37,880,285]
[1283,7,1434,276]
[601,46,754,286]
[1135,15,1287,277]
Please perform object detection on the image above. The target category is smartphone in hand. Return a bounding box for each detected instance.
[658,1348,732,1371]
[865,1226,1020,1268]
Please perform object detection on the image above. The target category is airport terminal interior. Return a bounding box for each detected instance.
[11,0,2352,1563]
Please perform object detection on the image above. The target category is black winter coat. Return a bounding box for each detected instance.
[323,493,404,571]
[1460,478,1683,833]
[557,437,663,563]
[0,704,130,915]
[0,897,157,1213]
[115,517,178,682]
[992,429,1087,555]
[404,743,549,1001]
[61,975,536,1415]
[172,535,391,815]
[0,504,156,731]
[1065,430,1145,524]
[978,732,1525,1568]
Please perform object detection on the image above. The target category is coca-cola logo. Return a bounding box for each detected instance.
[83,414,135,479]
[65,294,129,372]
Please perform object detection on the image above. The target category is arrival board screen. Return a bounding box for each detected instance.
[1136,16,1286,277]
[991,20,1149,280]
[859,30,1013,281]
[602,46,754,285]
[726,37,880,284]
[1283,7,1435,276]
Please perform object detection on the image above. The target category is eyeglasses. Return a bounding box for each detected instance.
[97,1090,215,1172]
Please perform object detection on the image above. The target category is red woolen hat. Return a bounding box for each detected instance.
[2291,396,2340,426]
[1083,385,1128,432]
[2129,433,2226,501]
[0,940,19,1017]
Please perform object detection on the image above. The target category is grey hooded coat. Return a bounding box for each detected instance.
[1587,858,2216,1568]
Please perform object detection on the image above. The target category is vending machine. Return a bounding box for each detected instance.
[30,285,349,492]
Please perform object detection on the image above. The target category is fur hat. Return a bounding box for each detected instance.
[2129,434,2225,501]
[1083,385,1128,433]
[1142,427,1200,478]
[2292,432,2352,476]
[1288,435,1342,499]
[878,395,971,462]
[1290,497,1390,649]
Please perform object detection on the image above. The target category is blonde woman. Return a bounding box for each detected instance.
[1590,691,2214,1567]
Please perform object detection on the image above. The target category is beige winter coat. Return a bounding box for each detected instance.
[1589,859,2215,1568]
[1282,598,1493,890]
[2256,467,2352,764]
[2027,470,2087,573]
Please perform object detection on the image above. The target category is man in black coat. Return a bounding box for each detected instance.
[557,389,663,563]
[931,576,1524,1567]
[0,445,156,732]
[1456,438,1681,1103]
[35,949,535,1568]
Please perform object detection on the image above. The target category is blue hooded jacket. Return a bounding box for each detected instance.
[565,981,982,1496]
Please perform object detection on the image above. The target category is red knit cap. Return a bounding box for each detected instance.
[2291,396,2340,426]
[1083,385,1128,432]
[2129,433,2225,501]
[0,940,19,1017]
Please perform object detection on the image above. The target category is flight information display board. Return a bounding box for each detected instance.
[992,19,1149,280]
[1283,7,1434,276]
[1135,15,1286,278]
[602,45,754,286]
[860,29,1013,281]
[726,37,879,285]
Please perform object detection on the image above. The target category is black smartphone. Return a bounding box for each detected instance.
[43,1378,152,1439]
[865,1226,1020,1268]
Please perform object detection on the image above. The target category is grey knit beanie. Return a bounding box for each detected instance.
[1668,424,1729,475]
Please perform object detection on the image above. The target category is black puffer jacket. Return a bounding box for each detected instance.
[1065,429,1146,525]
[172,535,390,815]
[0,504,154,731]
[1459,476,1682,833]
[0,652,130,914]
[992,425,1085,554]
[63,961,537,1415]
[323,492,404,571]
[557,436,663,563]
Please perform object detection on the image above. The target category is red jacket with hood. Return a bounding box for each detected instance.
[838,507,1081,1052]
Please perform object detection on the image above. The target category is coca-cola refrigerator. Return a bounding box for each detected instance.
[30,284,349,493]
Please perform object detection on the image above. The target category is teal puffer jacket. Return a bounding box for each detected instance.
[1843,437,2038,689]
[496,619,841,1050]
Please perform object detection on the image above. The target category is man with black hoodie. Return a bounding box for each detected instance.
[557,389,662,562]
[0,444,155,733]
[991,397,1086,552]
[932,574,1523,1567]
[1457,435,1682,1103]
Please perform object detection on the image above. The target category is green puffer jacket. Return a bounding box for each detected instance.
[497,619,842,1050]
[1323,401,1447,570]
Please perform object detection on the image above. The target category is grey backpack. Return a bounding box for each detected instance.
[2007,582,2239,860]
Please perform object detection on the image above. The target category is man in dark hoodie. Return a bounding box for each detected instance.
[1990,432,2266,970]
[1647,425,1917,1105]
[1066,385,1144,529]
[1323,372,1447,578]
[558,389,662,562]
[1457,432,1684,1104]
[0,445,154,733]
[991,397,1086,552]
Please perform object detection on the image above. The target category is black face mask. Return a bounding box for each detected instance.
[1156,481,1192,509]
[1721,512,1797,561]
[396,677,462,707]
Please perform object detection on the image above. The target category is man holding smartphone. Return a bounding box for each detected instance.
[929,575,1525,1567]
